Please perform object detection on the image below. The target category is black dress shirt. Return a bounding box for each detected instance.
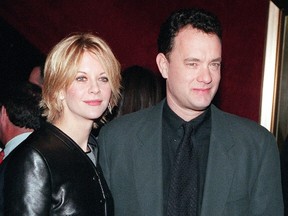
[162,101,211,215]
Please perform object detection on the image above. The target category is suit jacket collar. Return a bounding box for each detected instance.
[133,100,165,216]
[200,105,235,216]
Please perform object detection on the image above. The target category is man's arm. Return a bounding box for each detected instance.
[249,133,283,215]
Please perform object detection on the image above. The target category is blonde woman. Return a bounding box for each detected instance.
[2,33,121,215]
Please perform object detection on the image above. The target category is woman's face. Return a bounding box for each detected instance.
[61,51,111,124]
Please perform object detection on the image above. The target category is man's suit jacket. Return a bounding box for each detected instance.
[98,100,283,216]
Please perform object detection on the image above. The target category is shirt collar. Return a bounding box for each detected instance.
[4,132,32,158]
[163,101,211,132]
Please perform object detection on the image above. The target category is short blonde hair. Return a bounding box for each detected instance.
[40,33,121,127]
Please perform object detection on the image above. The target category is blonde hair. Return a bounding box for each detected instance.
[40,33,121,127]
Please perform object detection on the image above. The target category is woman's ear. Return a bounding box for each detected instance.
[156,53,169,79]
[59,91,65,101]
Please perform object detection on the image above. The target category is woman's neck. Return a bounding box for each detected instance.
[53,119,93,152]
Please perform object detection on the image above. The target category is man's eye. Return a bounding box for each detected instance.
[188,63,197,66]
[209,62,221,70]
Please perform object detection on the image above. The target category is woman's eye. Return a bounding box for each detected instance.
[99,77,108,82]
[76,76,87,81]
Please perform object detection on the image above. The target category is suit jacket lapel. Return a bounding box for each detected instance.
[133,101,165,216]
[201,105,235,216]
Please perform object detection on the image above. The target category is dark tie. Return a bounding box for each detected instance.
[167,122,199,216]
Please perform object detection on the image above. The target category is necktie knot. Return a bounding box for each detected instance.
[183,122,194,137]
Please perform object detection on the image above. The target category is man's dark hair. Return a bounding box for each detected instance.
[157,8,222,57]
[0,81,42,130]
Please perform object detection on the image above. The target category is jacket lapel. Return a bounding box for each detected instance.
[133,101,165,216]
[201,105,235,216]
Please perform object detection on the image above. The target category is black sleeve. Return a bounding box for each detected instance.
[4,146,51,215]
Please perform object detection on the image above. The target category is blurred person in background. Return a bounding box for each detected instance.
[0,81,42,159]
[116,65,164,117]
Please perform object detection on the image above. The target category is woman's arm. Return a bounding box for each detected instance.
[4,146,51,215]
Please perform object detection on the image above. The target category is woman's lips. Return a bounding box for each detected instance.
[84,100,102,106]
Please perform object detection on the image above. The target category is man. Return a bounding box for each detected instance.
[0,81,42,159]
[98,8,283,215]
[0,81,42,213]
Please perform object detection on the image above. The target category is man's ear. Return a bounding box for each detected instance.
[0,106,8,122]
[156,53,169,79]
[0,106,7,117]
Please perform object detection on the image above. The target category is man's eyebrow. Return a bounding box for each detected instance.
[184,58,200,62]
[211,57,222,62]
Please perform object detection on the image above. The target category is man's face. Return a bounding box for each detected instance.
[157,26,222,120]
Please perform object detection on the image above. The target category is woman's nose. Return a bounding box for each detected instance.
[89,81,101,94]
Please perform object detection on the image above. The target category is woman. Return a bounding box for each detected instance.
[3,33,121,215]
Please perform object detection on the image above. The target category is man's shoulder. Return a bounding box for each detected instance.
[212,105,274,139]
[105,101,163,129]
[212,105,262,127]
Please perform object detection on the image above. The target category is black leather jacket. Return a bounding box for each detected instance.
[2,122,113,216]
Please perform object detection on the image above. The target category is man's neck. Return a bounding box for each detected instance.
[4,127,34,147]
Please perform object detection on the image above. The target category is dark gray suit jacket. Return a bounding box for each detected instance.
[98,100,283,216]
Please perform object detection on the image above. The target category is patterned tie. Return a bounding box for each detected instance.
[167,122,199,216]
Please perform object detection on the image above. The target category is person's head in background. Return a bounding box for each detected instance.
[40,32,121,130]
[0,81,42,148]
[115,65,165,117]
[29,63,45,88]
